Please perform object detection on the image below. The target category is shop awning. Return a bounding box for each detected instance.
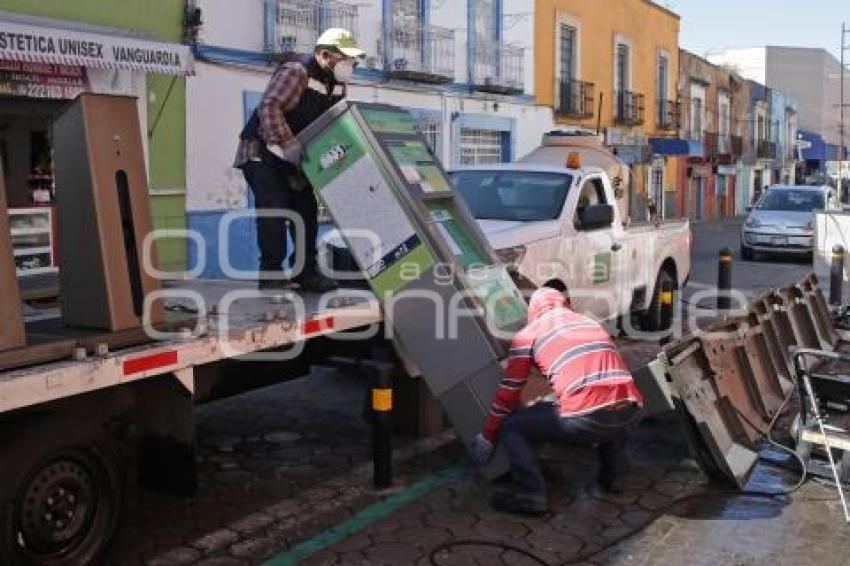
[0,11,193,75]
[649,137,689,156]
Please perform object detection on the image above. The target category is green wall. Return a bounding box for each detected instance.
[0,0,188,270]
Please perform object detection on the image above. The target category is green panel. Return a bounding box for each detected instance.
[147,75,186,190]
[359,108,418,135]
[150,194,187,272]
[301,110,434,294]
[0,1,184,40]
[592,252,611,284]
[386,139,451,193]
[426,205,487,269]
[301,113,368,188]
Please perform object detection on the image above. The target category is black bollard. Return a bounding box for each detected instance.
[830,244,845,307]
[372,365,393,489]
[717,248,733,312]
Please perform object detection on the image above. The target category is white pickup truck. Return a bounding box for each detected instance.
[449,163,691,330]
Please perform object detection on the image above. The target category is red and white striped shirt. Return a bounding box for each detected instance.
[483,288,643,442]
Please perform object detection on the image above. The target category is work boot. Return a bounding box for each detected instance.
[294,272,339,293]
[491,489,548,516]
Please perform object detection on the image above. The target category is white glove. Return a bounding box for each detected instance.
[267,141,303,164]
[470,433,494,466]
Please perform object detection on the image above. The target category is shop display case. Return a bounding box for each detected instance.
[8,206,56,276]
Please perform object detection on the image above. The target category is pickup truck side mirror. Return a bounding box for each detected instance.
[577,204,614,231]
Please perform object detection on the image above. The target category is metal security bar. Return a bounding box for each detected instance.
[556,79,594,119]
[614,90,644,126]
[387,24,455,83]
[471,41,525,94]
[277,0,358,54]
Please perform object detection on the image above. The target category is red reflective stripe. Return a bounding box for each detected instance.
[123,350,178,376]
[301,316,335,336]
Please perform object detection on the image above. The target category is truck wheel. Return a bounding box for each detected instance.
[641,268,676,332]
[0,419,123,566]
[740,244,755,261]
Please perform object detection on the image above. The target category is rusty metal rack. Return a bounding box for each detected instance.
[647,273,850,489]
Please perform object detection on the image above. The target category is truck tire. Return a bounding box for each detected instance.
[640,268,676,332]
[0,417,123,566]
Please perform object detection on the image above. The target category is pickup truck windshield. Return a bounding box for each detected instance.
[450,171,572,221]
[756,189,824,211]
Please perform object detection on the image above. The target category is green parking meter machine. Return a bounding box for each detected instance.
[299,102,527,474]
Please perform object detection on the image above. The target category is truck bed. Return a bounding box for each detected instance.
[0,279,382,414]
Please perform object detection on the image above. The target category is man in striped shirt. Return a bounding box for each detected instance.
[471,286,643,515]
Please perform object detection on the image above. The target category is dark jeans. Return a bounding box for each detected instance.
[242,158,318,276]
[500,401,641,497]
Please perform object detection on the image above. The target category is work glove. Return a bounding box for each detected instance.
[267,140,303,165]
[470,433,494,466]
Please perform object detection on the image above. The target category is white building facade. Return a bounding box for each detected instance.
[185,0,553,277]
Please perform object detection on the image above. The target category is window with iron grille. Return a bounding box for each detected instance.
[656,53,669,126]
[615,43,630,119]
[471,0,498,82]
[559,24,576,83]
[460,128,503,165]
[277,0,358,54]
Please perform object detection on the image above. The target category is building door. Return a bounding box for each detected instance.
[459,128,504,165]
[753,169,763,204]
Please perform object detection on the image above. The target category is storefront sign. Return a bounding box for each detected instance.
[0,60,88,99]
[0,19,193,75]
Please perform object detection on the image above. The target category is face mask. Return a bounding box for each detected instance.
[333,60,355,83]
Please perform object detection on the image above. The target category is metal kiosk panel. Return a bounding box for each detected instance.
[299,102,527,474]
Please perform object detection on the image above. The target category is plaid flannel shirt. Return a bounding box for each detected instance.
[234,62,309,168]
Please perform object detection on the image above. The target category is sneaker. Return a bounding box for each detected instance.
[258,278,295,291]
[294,272,339,293]
[491,489,548,516]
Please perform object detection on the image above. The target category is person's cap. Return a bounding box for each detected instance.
[315,28,366,59]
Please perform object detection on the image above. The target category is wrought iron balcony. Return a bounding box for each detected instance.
[471,42,524,94]
[276,0,358,54]
[655,99,679,131]
[757,139,777,159]
[386,24,455,84]
[555,79,594,119]
[614,90,644,126]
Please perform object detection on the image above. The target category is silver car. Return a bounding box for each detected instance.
[740,185,839,261]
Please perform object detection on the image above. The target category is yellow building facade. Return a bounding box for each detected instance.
[534,0,682,220]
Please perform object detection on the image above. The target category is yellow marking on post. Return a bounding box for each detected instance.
[372,388,393,412]
[660,291,674,305]
[719,255,732,263]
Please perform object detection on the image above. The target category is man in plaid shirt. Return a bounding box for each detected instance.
[235,28,365,292]
[471,286,644,515]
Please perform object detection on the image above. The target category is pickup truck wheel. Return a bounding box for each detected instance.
[0,420,122,566]
[641,269,676,332]
[740,244,755,261]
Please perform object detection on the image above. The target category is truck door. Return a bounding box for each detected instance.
[569,175,623,321]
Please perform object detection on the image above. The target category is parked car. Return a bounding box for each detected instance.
[740,184,840,261]
[448,163,691,327]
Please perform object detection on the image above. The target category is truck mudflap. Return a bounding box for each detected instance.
[646,273,838,489]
